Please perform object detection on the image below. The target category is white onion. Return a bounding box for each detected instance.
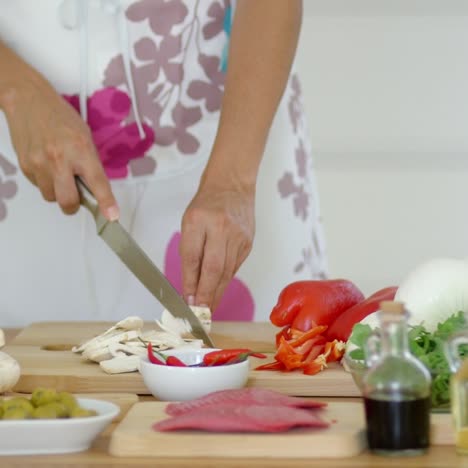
[395,257,468,331]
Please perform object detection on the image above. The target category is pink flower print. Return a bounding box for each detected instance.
[187,54,225,112]
[0,154,18,222]
[104,56,162,124]
[134,36,183,85]
[288,74,302,134]
[157,103,202,154]
[278,172,309,221]
[126,0,188,36]
[164,232,255,322]
[203,0,230,40]
[63,88,155,179]
[295,141,307,178]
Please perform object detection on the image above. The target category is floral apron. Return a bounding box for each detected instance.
[0,0,327,326]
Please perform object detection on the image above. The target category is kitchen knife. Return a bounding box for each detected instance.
[76,176,214,348]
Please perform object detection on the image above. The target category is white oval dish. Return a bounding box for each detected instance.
[139,348,250,401]
[0,398,119,455]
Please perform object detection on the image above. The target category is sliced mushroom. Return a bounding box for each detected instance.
[72,316,143,353]
[99,355,141,374]
[108,342,146,358]
[81,330,141,362]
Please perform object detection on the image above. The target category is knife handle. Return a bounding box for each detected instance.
[75,176,99,219]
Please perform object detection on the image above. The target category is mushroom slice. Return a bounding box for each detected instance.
[72,316,143,353]
[113,316,144,331]
[81,330,141,361]
[0,329,5,349]
[108,342,146,358]
[143,330,186,349]
[82,346,113,363]
[99,355,140,374]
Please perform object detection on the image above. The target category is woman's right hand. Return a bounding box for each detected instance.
[0,43,118,220]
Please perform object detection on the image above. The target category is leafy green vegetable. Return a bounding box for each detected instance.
[348,324,373,361]
[347,311,468,408]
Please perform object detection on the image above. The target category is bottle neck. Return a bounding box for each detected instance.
[380,313,409,356]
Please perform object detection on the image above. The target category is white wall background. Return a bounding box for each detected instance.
[295,0,468,295]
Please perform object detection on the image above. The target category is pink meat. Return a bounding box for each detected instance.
[153,403,329,433]
[166,388,327,416]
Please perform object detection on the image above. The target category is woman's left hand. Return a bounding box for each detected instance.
[180,181,255,311]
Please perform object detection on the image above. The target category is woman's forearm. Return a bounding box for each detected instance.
[200,0,302,191]
[0,40,46,113]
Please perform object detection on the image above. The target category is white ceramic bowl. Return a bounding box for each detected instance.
[0,398,119,455]
[139,348,250,401]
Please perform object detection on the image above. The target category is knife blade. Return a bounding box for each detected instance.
[75,177,214,347]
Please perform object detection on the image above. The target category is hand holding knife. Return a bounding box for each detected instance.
[75,176,215,348]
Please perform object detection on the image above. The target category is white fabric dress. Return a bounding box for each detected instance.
[0,0,327,326]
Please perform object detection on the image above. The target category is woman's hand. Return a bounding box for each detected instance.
[178,0,302,312]
[180,180,255,311]
[0,42,118,220]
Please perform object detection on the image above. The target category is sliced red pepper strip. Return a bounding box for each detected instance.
[288,325,328,348]
[166,356,187,367]
[147,343,165,365]
[324,340,346,363]
[275,337,304,370]
[303,355,327,375]
[255,360,285,371]
[275,326,292,347]
[302,343,326,364]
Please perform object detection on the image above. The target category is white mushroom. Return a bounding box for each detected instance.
[0,351,21,393]
[156,306,212,338]
[0,329,5,349]
[99,355,141,374]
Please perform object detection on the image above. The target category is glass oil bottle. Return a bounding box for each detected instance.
[445,329,468,454]
[361,300,431,456]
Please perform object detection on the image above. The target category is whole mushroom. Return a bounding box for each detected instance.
[0,329,21,393]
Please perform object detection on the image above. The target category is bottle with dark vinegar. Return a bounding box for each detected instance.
[361,301,431,456]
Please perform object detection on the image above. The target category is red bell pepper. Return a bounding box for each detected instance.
[326,286,398,341]
[270,279,365,331]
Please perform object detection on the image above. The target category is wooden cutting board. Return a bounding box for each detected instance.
[109,401,366,458]
[5,321,359,397]
[109,402,455,457]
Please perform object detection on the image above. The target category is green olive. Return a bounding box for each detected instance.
[57,392,78,412]
[41,402,69,418]
[3,407,32,420]
[2,397,34,413]
[31,388,58,407]
[70,407,97,418]
[32,405,59,419]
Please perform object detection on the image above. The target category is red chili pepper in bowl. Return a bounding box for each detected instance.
[147,343,165,365]
[203,349,267,366]
[166,356,187,367]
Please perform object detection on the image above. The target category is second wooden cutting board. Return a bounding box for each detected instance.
[6,321,360,397]
[109,401,367,458]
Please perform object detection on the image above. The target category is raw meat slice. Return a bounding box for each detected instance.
[166,388,327,416]
[154,403,329,433]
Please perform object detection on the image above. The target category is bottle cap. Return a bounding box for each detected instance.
[379,300,405,314]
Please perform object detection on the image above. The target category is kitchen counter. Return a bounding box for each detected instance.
[0,326,466,467]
